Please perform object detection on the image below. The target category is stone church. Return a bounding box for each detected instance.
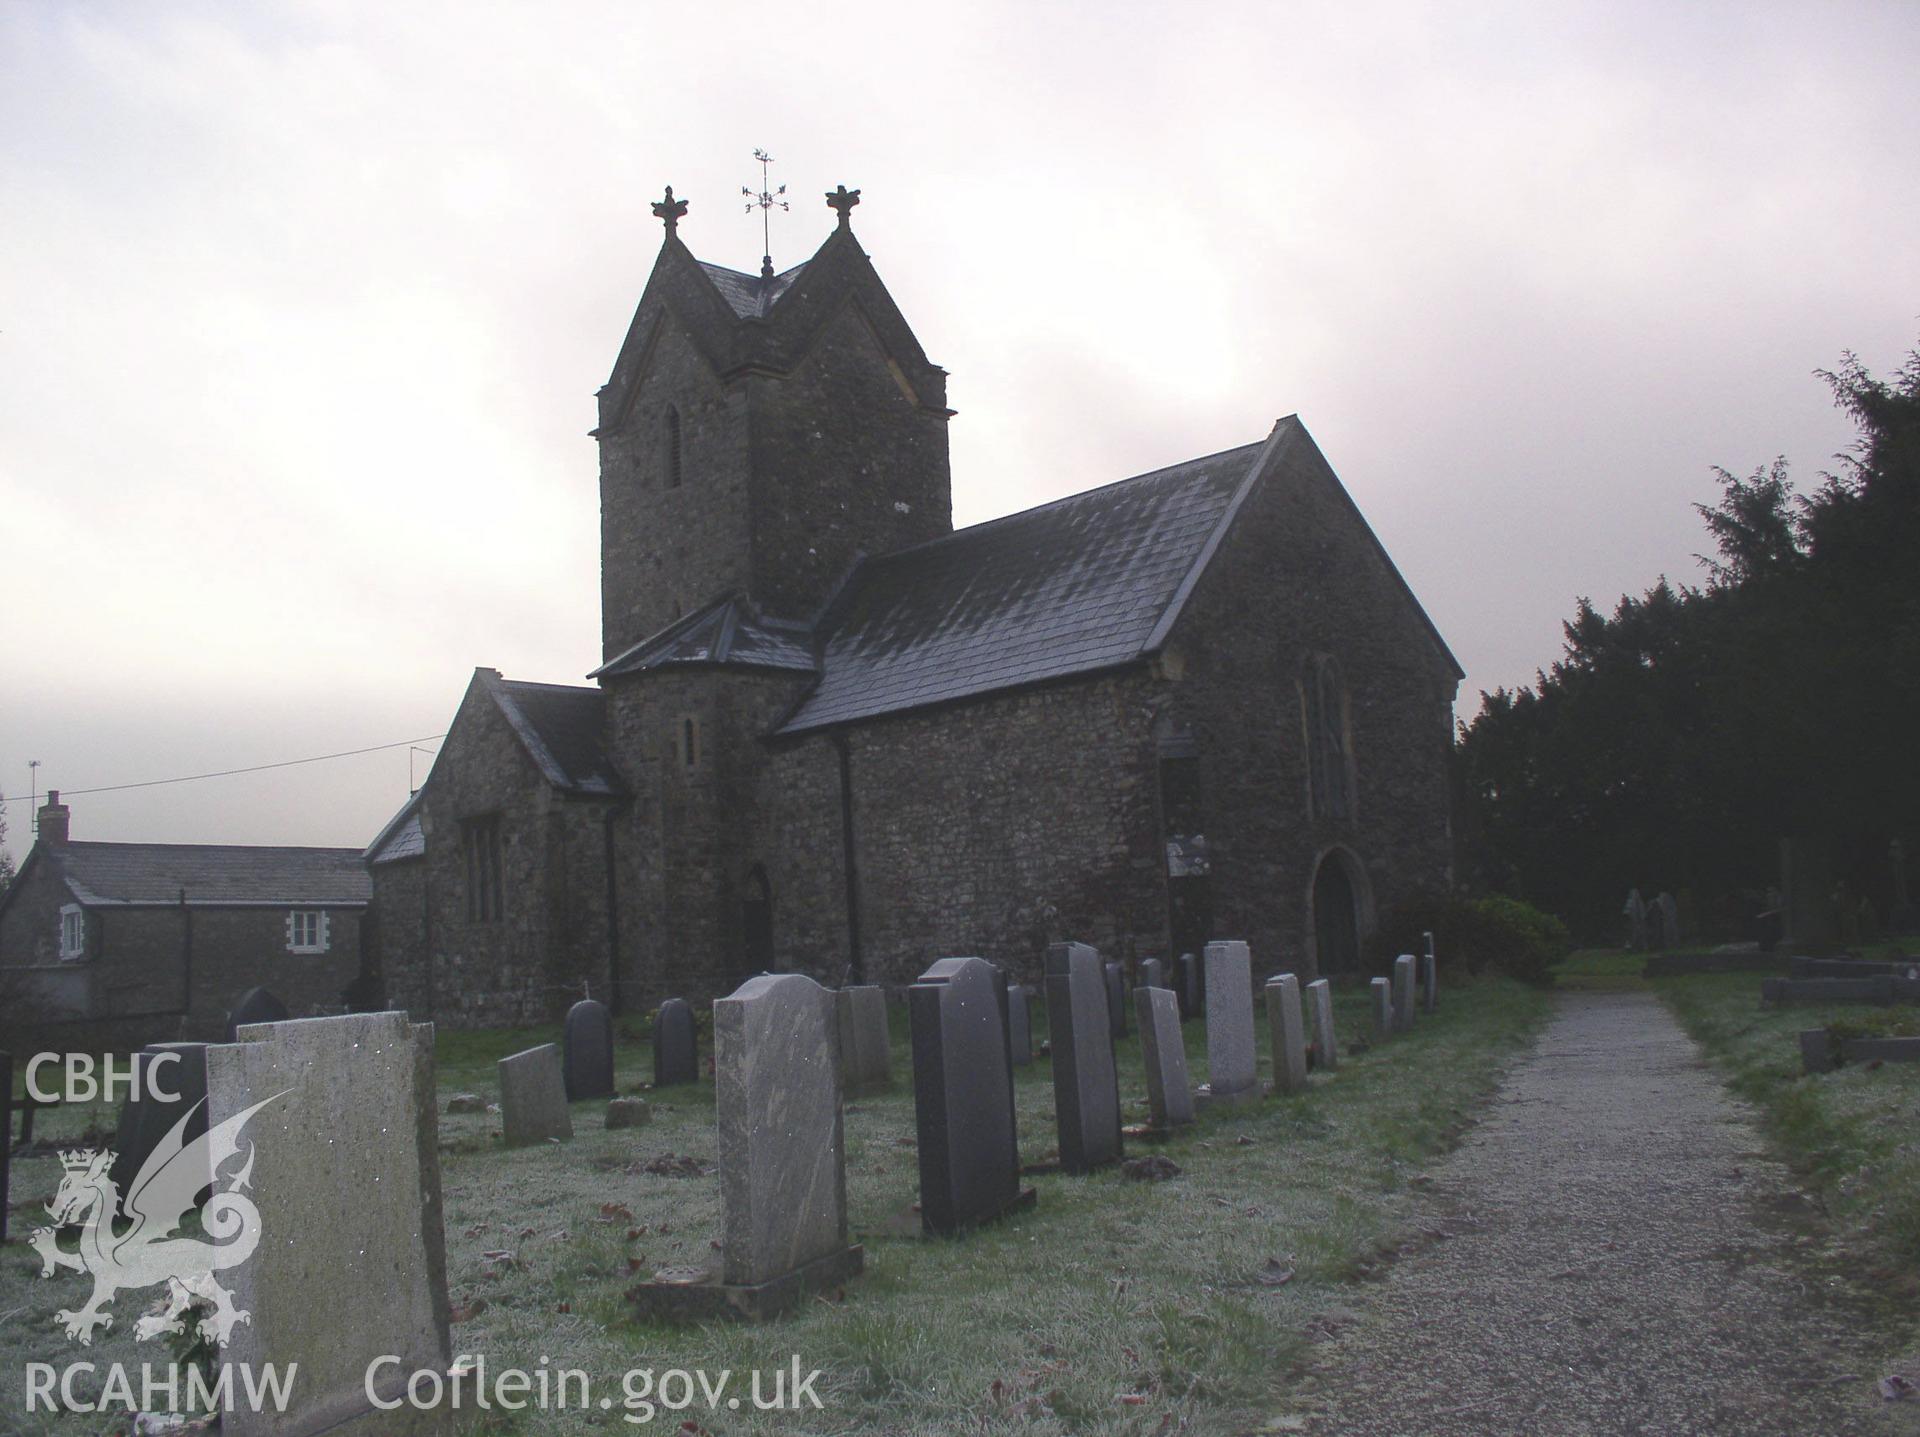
[365,184,1462,1028]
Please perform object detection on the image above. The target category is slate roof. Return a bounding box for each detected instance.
[775,436,1275,735]
[697,260,808,320]
[488,677,623,796]
[364,790,425,866]
[51,843,371,907]
[591,595,818,680]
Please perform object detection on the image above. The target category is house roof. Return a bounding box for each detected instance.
[591,594,818,680]
[485,675,624,796]
[774,433,1278,735]
[697,260,808,320]
[364,789,425,866]
[50,842,372,908]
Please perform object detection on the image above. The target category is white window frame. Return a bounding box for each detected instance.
[59,903,86,961]
[286,909,331,955]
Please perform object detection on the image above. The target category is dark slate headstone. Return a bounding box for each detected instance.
[0,1050,11,1244]
[1103,961,1128,1039]
[1421,932,1438,1013]
[224,987,289,1043]
[1138,958,1166,992]
[1799,1029,1836,1075]
[1761,976,1895,1006]
[653,998,698,1087]
[1839,1035,1920,1065]
[1174,953,1200,1021]
[1790,956,1920,981]
[109,1042,210,1205]
[909,957,1029,1233]
[1044,942,1123,1174]
[563,998,616,1101]
[1007,984,1033,1067]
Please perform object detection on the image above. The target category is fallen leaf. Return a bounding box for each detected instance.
[1235,1135,1255,1147]
[1881,1375,1915,1401]
[599,1203,636,1223]
[1256,1259,1295,1287]
[449,1298,487,1323]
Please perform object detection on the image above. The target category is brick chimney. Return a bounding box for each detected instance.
[38,790,70,847]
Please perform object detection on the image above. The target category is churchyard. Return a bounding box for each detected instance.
[1560,946,1920,1284]
[2,966,1551,1435]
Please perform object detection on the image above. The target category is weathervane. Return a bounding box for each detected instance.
[742,148,788,278]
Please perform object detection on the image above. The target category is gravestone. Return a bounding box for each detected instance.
[1045,942,1124,1173]
[1265,975,1308,1095]
[1135,986,1195,1129]
[1202,940,1258,1104]
[1306,978,1337,1071]
[498,1043,573,1146]
[1623,889,1648,950]
[1761,976,1896,1007]
[1103,961,1129,1038]
[1790,956,1920,981]
[1371,977,1394,1036]
[1174,952,1200,1020]
[717,975,856,1285]
[653,998,698,1086]
[1655,892,1680,949]
[562,998,615,1101]
[908,957,1033,1231]
[606,1097,651,1128]
[223,986,288,1043]
[631,974,862,1320]
[1421,932,1438,1013]
[1007,983,1033,1067]
[1392,955,1417,1033]
[837,985,892,1095]
[109,1042,210,1204]
[208,1011,450,1434]
[1799,1028,1835,1075]
[1139,957,1166,992]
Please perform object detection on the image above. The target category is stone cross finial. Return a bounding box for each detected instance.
[651,186,688,236]
[826,184,861,227]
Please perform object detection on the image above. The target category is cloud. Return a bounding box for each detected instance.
[2,0,1916,858]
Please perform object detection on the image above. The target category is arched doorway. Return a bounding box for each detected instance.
[1311,850,1364,977]
[741,865,775,974]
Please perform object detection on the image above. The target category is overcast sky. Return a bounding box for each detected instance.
[2,0,1916,865]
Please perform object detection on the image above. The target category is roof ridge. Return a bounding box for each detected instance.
[864,438,1271,568]
[499,677,604,696]
[60,840,365,855]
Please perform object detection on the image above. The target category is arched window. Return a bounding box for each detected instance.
[1303,654,1355,821]
[663,406,683,489]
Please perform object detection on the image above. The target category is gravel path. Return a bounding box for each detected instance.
[1294,990,1909,1436]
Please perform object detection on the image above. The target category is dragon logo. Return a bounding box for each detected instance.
[31,1093,286,1347]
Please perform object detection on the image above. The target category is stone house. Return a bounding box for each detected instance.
[366,184,1462,1026]
[0,792,371,1049]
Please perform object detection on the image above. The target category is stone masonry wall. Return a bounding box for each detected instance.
[397,677,618,1029]
[1159,428,1459,978]
[771,669,1169,991]
[603,666,816,1011]
[599,319,752,658]
[744,303,951,620]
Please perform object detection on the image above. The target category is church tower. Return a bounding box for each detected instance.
[593,183,954,662]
